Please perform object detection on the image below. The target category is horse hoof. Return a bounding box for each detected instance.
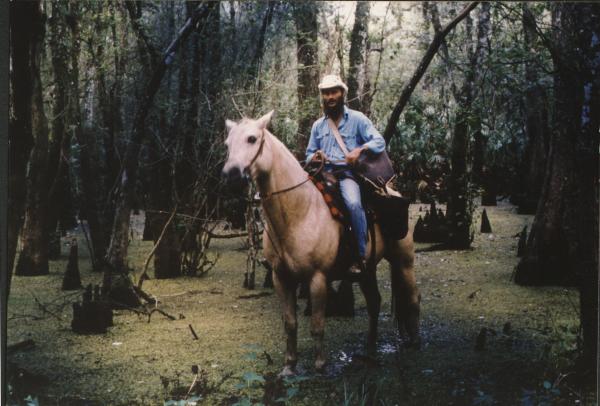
[278,366,296,378]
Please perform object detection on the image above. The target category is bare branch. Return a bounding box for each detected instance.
[383,2,479,143]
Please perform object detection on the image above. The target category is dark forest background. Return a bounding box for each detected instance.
[7,0,599,379]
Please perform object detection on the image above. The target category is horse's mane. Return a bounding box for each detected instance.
[237,116,305,170]
[265,129,305,171]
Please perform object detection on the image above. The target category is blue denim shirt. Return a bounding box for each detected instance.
[305,106,386,164]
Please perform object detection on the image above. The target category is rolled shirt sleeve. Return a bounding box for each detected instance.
[305,121,320,161]
[358,114,386,154]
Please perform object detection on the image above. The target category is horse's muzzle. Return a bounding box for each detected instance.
[221,166,248,193]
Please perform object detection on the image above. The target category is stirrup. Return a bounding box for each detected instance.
[349,258,367,274]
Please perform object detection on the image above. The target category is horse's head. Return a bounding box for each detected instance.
[222,110,274,185]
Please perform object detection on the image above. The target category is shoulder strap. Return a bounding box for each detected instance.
[327,118,350,156]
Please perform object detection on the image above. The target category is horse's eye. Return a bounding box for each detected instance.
[247,135,257,144]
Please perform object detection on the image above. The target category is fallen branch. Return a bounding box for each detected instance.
[147,308,177,323]
[31,293,63,321]
[7,339,36,353]
[7,313,44,321]
[237,292,273,299]
[189,324,199,340]
[109,299,176,322]
[206,230,248,239]
[133,286,158,305]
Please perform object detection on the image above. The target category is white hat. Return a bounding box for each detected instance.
[318,74,348,93]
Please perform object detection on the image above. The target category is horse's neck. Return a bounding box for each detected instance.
[257,133,319,230]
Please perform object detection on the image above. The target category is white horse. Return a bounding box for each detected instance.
[222,111,420,375]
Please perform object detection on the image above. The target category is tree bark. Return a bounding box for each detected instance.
[515,3,550,214]
[14,1,50,276]
[47,0,76,239]
[63,2,110,270]
[383,2,478,144]
[199,2,222,144]
[347,2,369,111]
[146,2,181,280]
[470,2,491,187]
[513,3,599,373]
[250,2,276,89]
[293,2,320,156]
[8,1,39,285]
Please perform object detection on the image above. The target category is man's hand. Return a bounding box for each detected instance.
[313,150,328,162]
[345,146,367,165]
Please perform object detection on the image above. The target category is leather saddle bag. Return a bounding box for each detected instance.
[354,149,396,190]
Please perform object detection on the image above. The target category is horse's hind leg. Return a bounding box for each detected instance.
[309,272,327,371]
[387,238,421,348]
[273,271,298,376]
[358,270,381,355]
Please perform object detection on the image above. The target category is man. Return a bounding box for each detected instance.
[306,75,386,273]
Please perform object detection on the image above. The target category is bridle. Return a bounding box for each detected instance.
[245,130,311,201]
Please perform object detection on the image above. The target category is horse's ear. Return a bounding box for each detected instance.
[257,110,274,130]
[225,119,236,133]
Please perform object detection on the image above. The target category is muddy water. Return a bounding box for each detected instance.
[6,203,594,405]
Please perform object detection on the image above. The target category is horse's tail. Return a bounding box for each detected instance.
[387,239,421,345]
[389,263,405,333]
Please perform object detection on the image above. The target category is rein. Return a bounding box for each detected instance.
[260,177,311,200]
[249,131,312,201]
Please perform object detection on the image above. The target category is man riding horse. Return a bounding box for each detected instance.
[306,74,386,274]
[222,92,420,374]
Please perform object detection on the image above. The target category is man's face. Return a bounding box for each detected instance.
[321,87,344,110]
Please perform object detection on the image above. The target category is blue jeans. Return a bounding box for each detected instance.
[339,177,367,259]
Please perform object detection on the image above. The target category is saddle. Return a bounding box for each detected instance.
[306,161,410,241]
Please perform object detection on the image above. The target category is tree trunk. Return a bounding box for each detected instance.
[104,5,210,293]
[199,2,222,145]
[515,3,550,214]
[250,2,275,94]
[445,104,472,249]
[293,2,320,156]
[65,2,110,270]
[470,3,491,184]
[148,3,185,280]
[47,0,76,239]
[445,4,490,248]
[8,1,39,286]
[14,1,50,276]
[153,215,182,279]
[347,2,369,111]
[106,0,125,199]
[513,3,599,373]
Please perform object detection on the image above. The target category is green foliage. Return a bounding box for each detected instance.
[232,345,306,406]
[163,395,202,406]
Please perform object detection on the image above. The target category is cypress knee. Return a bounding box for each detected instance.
[62,238,82,290]
[480,209,492,233]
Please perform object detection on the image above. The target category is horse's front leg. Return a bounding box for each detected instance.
[272,271,298,376]
[309,272,327,371]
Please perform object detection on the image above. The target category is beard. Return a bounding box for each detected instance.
[323,98,344,119]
